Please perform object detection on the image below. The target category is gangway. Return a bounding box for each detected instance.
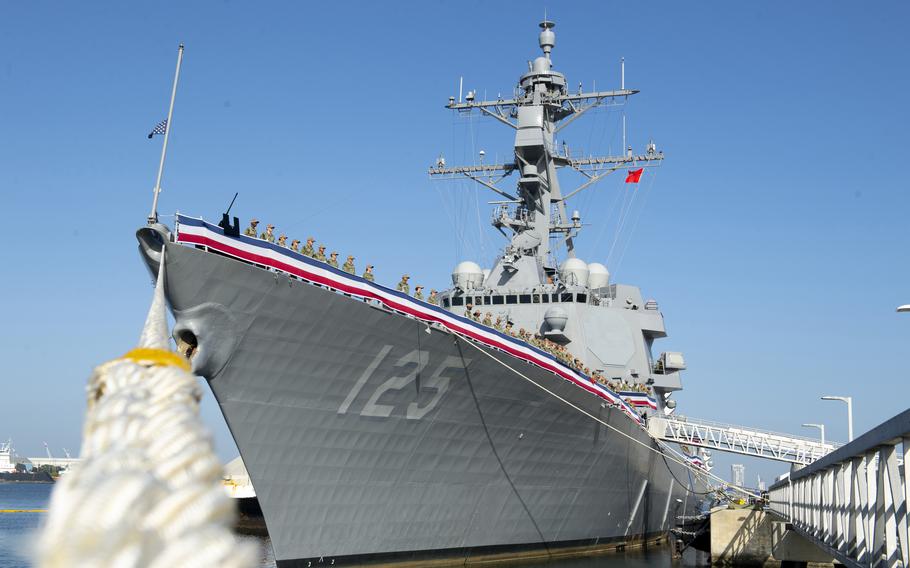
[650,415,841,465]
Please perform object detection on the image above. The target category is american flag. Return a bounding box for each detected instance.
[147,119,168,139]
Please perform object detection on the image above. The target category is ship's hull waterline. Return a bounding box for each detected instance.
[138,232,708,566]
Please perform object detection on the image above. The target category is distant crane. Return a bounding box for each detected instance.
[26,443,79,470]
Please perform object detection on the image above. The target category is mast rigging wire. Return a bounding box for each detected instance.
[454,340,551,551]
[611,170,659,280]
[606,172,641,266]
[457,335,757,499]
[467,113,488,266]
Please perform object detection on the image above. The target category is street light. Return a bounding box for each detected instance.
[821,395,853,442]
[802,423,826,447]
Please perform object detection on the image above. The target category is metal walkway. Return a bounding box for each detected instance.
[649,415,841,464]
[768,408,909,568]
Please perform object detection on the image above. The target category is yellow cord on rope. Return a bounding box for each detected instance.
[0,509,47,514]
[38,245,256,568]
[121,347,191,372]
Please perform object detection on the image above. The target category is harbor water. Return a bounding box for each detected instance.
[0,484,49,568]
[0,483,705,567]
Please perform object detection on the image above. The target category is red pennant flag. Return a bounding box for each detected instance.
[625,168,644,183]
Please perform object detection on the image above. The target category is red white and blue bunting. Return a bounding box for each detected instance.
[618,392,658,410]
[175,215,646,425]
[685,454,706,470]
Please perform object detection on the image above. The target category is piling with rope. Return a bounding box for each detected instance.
[36,250,256,568]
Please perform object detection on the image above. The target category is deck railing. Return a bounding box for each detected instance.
[768,408,909,568]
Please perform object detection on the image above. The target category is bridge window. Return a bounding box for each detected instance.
[443,298,450,308]
[483,296,491,305]
[541,294,549,303]
[475,296,484,306]
[576,294,587,303]
[532,294,540,303]
[492,295,504,305]
[519,294,532,304]
[451,296,463,307]
[506,295,518,305]
[560,293,573,303]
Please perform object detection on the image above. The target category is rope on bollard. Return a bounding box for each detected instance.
[37,250,257,568]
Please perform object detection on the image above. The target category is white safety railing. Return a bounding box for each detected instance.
[650,415,840,464]
[768,409,909,568]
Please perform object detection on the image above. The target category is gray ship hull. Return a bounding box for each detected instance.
[138,230,708,566]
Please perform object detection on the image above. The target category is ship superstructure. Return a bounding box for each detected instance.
[431,20,682,412]
[136,20,710,567]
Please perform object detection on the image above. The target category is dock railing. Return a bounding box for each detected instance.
[768,408,909,568]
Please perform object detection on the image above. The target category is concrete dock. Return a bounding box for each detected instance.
[709,506,833,567]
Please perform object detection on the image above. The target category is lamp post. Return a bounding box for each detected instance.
[802,423,826,447]
[821,395,853,442]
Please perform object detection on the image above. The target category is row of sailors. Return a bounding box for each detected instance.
[243,220,650,399]
[245,219,440,303]
[463,303,652,397]
[245,219,378,280]
[394,275,439,305]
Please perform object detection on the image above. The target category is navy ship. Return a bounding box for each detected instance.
[138,20,710,567]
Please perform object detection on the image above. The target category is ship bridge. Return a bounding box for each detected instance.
[649,414,842,465]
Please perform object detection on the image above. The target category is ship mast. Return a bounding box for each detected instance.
[430,21,663,283]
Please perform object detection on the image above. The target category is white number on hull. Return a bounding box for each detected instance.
[337,345,393,415]
[338,346,469,420]
[407,356,466,420]
[361,350,430,418]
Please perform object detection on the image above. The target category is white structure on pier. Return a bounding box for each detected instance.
[731,464,745,488]
[25,456,80,469]
[222,456,256,499]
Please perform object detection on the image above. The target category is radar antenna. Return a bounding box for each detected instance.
[430,21,663,275]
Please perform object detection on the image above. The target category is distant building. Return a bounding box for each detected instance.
[731,464,745,487]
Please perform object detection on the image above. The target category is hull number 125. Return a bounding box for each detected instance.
[337,345,470,420]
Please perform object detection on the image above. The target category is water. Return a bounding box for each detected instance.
[241,537,702,568]
[0,484,52,568]
[0,484,703,567]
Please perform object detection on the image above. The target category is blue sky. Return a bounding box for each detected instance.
[1,2,908,484]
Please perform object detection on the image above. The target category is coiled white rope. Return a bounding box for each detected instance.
[37,250,257,568]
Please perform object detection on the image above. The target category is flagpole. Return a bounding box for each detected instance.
[148,43,184,225]
[621,57,627,156]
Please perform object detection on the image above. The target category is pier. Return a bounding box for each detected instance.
[23,457,80,469]
[645,409,908,566]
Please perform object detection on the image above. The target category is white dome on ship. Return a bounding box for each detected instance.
[559,258,589,287]
[544,306,568,332]
[587,263,610,289]
[452,261,483,290]
[532,56,550,73]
